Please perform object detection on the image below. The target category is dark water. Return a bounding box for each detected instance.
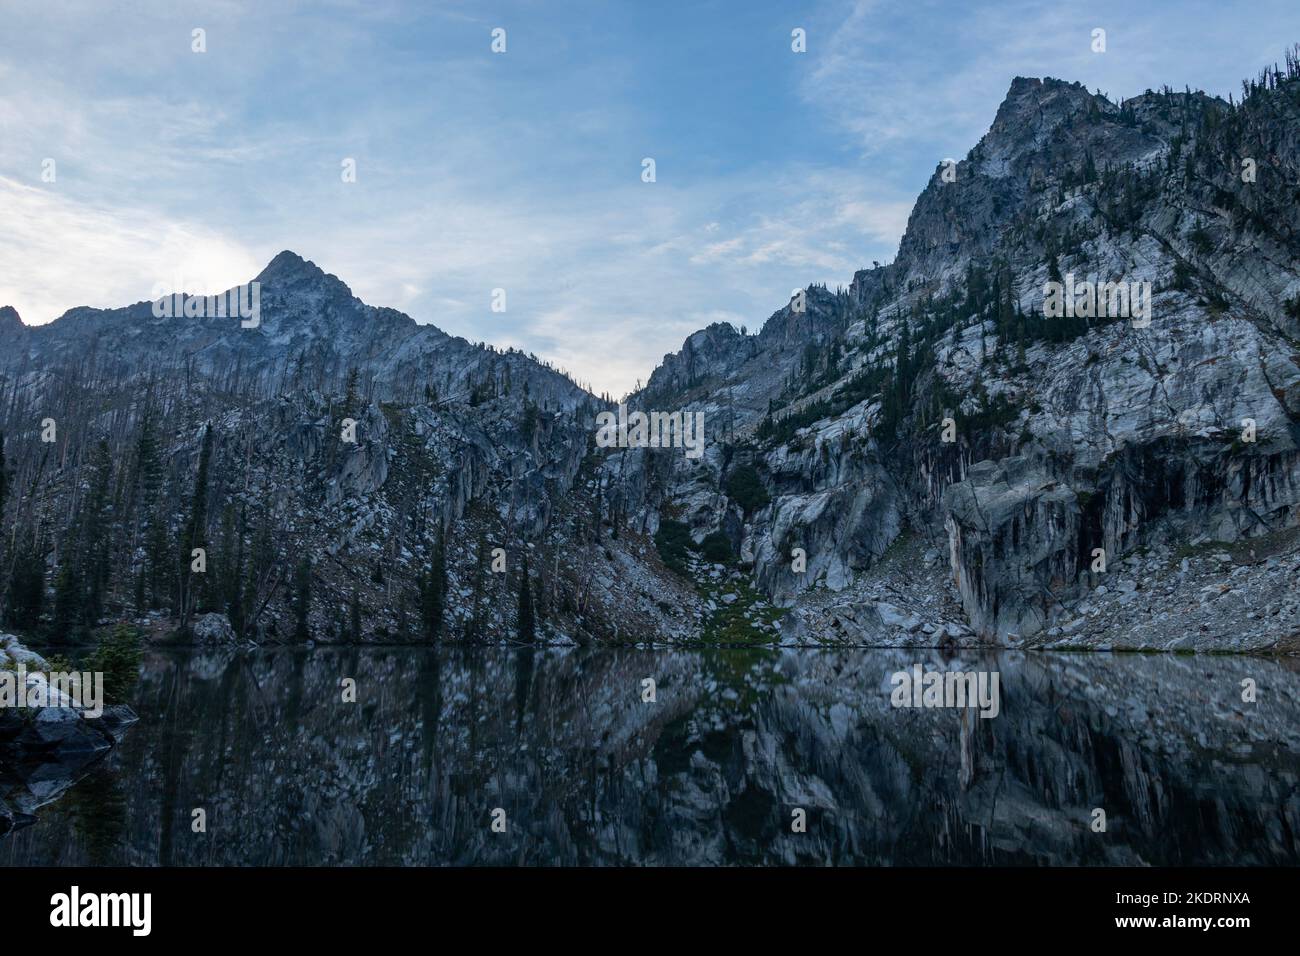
[3,645,1299,866]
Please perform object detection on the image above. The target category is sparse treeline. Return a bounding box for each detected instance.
[0,363,547,645]
[0,378,310,641]
[0,375,277,641]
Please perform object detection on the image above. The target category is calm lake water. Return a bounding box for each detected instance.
[4,645,1299,866]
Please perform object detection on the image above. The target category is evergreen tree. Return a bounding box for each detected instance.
[81,440,113,623]
[0,431,8,533]
[532,553,546,625]
[134,560,147,613]
[44,440,115,634]
[517,554,535,643]
[395,591,411,641]
[5,536,45,631]
[0,432,8,620]
[997,265,1015,340]
[348,592,362,642]
[133,403,167,608]
[239,510,273,639]
[216,503,241,619]
[466,533,488,641]
[51,551,81,636]
[292,556,312,642]
[724,464,771,515]
[419,529,446,641]
[1082,149,1098,183]
[178,425,213,631]
[344,366,362,416]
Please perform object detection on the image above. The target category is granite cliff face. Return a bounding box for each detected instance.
[607,61,1300,648]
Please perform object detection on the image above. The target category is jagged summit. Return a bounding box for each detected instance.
[986,75,1106,136]
[990,74,1112,127]
[254,249,353,301]
[257,249,324,280]
[1004,75,1090,97]
[0,305,21,327]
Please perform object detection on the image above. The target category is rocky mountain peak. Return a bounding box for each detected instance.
[880,73,1172,296]
[980,76,1111,156]
[257,249,323,280]
[1000,75,1097,111]
[0,305,22,328]
[254,250,352,301]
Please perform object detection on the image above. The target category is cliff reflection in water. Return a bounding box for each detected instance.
[4,645,1298,866]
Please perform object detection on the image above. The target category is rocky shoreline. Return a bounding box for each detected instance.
[778,525,1300,653]
[0,634,137,836]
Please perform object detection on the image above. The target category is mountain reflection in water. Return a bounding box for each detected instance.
[4,646,1298,866]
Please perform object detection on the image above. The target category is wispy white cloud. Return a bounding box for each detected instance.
[0,175,260,324]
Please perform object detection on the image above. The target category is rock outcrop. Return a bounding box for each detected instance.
[0,635,137,834]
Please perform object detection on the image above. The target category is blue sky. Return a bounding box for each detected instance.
[2,0,1297,395]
